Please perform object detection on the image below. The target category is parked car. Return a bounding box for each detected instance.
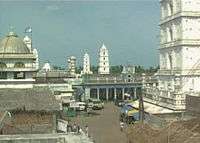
[86,99,94,108]
[70,101,86,111]
[92,100,104,110]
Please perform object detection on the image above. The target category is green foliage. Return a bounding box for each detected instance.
[110,65,123,74]
[135,66,145,74]
[135,65,159,75]
[91,65,98,74]
[76,66,82,74]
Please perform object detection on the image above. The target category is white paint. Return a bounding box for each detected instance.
[42,62,51,72]
[67,56,76,76]
[81,53,93,75]
[145,0,200,111]
[98,43,110,74]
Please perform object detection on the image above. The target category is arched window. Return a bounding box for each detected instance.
[0,63,7,79]
[0,62,7,68]
[169,28,173,41]
[169,3,173,15]
[14,62,25,68]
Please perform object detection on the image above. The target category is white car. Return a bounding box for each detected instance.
[70,102,86,111]
[76,102,86,111]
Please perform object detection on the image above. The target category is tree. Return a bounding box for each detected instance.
[110,65,123,74]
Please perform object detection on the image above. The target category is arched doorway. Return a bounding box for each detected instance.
[0,62,7,79]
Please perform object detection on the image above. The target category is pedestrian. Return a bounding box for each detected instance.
[85,125,89,136]
[77,125,80,134]
[120,121,124,132]
[79,127,84,134]
[73,123,77,132]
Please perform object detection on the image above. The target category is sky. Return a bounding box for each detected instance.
[0,0,160,68]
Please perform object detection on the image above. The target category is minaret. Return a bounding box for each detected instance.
[42,62,51,72]
[67,56,76,76]
[23,35,32,52]
[144,0,200,111]
[98,43,110,74]
[81,53,93,75]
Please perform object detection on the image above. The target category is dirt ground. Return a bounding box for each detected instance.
[127,118,200,143]
[70,102,128,143]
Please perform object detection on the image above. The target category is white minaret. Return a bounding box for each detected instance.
[144,0,200,111]
[67,56,76,76]
[98,43,110,74]
[81,53,93,75]
[23,35,32,52]
[42,62,51,72]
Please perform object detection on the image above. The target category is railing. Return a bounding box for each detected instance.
[0,67,37,71]
[160,11,200,25]
[158,68,200,75]
[83,76,144,84]
[160,39,200,49]
[144,87,186,110]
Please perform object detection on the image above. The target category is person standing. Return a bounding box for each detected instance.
[85,125,89,136]
[120,121,124,132]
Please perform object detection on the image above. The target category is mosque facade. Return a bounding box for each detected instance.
[0,31,39,88]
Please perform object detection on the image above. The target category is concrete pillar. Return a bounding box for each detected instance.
[52,113,57,133]
[85,88,91,101]
[106,88,109,101]
[122,88,125,100]
[114,88,117,100]
[97,88,100,100]
[134,88,137,99]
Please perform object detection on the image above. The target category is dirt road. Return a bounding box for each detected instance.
[71,102,128,143]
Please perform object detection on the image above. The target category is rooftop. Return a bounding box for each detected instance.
[0,31,30,54]
[0,87,60,112]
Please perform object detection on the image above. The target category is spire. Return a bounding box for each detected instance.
[101,43,107,49]
[7,26,17,37]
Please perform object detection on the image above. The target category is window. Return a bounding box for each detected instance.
[14,62,25,68]
[0,62,7,68]
[0,72,7,79]
[169,28,173,41]
[169,2,173,15]
[14,72,25,79]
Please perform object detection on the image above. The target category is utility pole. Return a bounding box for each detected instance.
[139,73,145,123]
[139,88,144,123]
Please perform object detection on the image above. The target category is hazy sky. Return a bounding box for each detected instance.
[0,0,160,68]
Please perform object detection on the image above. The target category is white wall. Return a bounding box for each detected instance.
[181,0,200,12]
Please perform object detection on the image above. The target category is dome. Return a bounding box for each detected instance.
[0,32,30,54]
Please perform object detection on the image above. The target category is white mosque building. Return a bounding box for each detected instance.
[144,0,200,111]
[0,31,39,88]
[81,52,93,75]
[98,43,110,75]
